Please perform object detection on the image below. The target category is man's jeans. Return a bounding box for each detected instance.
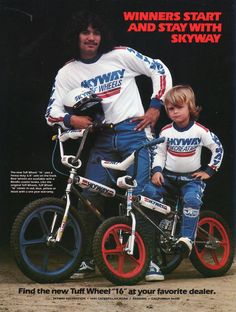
[78,119,154,257]
[83,118,154,209]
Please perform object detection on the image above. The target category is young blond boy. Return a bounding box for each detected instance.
[144,85,224,281]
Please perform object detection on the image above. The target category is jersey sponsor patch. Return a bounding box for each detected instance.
[167,137,201,157]
[81,69,125,98]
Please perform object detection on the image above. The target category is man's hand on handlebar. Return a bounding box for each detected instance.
[70,115,93,129]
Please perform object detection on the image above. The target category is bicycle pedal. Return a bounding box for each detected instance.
[175,241,192,258]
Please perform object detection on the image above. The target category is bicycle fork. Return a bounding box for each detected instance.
[56,169,76,242]
[48,168,76,243]
[124,188,136,255]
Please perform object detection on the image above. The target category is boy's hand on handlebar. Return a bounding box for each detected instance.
[70,115,93,129]
[192,171,211,180]
[151,172,164,186]
[131,107,160,131]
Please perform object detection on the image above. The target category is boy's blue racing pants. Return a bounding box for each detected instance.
[142,170,206,241]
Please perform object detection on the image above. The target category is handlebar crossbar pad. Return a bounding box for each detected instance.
[101,152,135,171]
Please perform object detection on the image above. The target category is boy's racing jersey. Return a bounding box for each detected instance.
[45,47,172,127]
[153,121,224,175]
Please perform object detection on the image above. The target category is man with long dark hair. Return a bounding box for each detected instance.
[45,10,172,281]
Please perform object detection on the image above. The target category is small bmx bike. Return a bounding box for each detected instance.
[92,142,234,285]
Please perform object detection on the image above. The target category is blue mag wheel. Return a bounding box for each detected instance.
[11,198,87,283]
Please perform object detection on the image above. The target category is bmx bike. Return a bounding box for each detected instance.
[10,123,162,283]
[92,143,234,285]
[10,123,112,283]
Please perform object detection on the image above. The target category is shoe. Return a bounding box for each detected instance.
[176,237,193,258]
[145,261,165,281]
[70,259,95,279]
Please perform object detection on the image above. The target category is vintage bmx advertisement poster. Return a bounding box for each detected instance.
[0,0,235,311]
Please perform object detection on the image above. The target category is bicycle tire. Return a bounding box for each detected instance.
[190,210,234,277]
[93,216,151,285]
[156,246,182,274]
[11,197,88,283]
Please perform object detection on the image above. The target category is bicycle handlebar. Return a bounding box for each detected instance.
[92,122,114,131]
[59,129,86,142]
[55,123,164,174]
[58,122,114,143]
[137,136,165,150]
[102,137,165,172]
[67,122,113,164]
[132,136,165,180]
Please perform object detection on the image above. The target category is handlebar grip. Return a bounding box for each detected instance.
[144,137,165,148]
[92,122,114,130]
[59,129,86,142]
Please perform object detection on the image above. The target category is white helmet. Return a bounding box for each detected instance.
[63,87,102,112]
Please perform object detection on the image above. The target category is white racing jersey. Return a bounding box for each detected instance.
[45,47,172,128]
[153,121,224,175]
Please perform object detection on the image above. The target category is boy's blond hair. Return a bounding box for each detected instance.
[164,85,201,120]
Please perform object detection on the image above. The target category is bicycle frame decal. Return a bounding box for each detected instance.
[76,177,116,197]
[137,195,171,215]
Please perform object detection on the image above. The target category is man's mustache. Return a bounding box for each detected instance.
[84,41,98,45]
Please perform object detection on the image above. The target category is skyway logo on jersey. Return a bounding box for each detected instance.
[127,47,165,74]
[81,69,125,98]
[167,137,201,156]
[210,132,223,167]
[45,83,56,118]
[168,138,201,145]
[74,90,92,102]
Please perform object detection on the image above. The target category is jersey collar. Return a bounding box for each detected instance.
[173,120,194,132]
[78,53,102,64]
